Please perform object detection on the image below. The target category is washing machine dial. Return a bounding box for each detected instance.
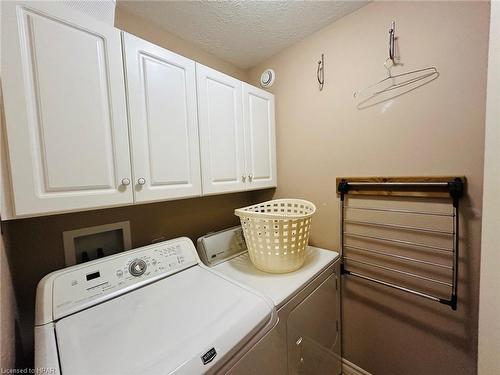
[129,259,147,277]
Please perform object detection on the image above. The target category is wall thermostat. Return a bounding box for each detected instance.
[260,69,275,88]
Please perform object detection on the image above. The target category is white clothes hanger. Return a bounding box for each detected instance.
[354,21,439,101]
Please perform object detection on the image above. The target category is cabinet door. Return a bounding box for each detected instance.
[196,64,246,195]
[1,1,133,216]
[287,272,341,375]
[242,83,277,190]
[123,33,201,203]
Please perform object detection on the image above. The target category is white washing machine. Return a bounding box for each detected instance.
[197,226,342,375]
[34,237,277,375]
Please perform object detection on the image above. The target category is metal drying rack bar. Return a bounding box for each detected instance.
[337,176,465,310]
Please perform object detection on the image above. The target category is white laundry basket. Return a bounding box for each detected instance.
[235,199,316,273]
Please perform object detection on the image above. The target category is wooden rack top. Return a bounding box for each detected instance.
[336,176,466,199]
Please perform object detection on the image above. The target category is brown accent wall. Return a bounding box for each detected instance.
[1,228,18,369]
[3,190,272,366]
[246,2,489,374]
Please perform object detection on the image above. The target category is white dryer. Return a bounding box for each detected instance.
[197,227,342,375]
[35,237,277,375]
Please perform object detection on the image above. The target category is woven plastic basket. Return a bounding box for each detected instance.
[235,199,316,273]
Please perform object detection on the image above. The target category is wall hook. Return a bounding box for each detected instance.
[389,21,396,63]
[317,53,324,91]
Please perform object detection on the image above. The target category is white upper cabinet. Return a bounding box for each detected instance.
[0,2,276,218]
[1,1,133,216]
[122,33,201,203]
[242,83,277,190]
[196,64,247,195]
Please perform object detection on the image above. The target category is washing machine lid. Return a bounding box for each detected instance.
[213,246,339,308]
[55,266,273,375]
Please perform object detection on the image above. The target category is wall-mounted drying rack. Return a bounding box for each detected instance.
[337,176,465,310]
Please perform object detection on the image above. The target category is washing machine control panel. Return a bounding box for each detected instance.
[50,237,198,321]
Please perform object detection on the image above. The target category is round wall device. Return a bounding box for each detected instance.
[260,69,275,88]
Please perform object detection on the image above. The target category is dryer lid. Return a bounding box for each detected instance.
[213,246,339,308]
[55,266,273,375]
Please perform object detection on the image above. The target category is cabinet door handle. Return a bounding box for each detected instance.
[121,178,131,186]
[137,178,146,185]
[248,174,253,182]
[242,175,247,182]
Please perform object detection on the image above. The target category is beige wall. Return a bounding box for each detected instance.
[247,2,488,374]
[478,2,500,373]
[0,1,490,372]
[114,6,248,81]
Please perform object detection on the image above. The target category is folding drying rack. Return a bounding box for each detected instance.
[337,177,464,310]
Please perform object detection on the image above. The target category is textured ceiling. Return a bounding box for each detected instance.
[117,1,368,69]
[65,0,116,26]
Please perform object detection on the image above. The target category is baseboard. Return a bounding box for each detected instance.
[342,358,373,375]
